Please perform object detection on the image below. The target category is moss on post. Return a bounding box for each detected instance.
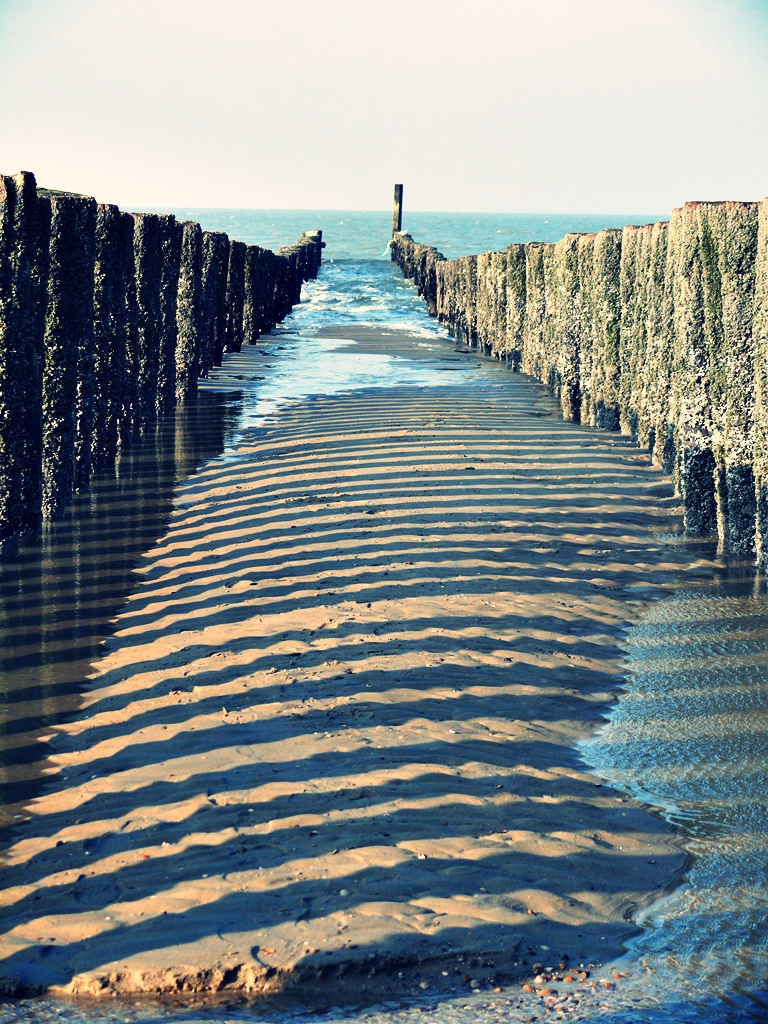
[224,240,246,354]
[243,244,266,346]
[475,252,493,353]
[590,229,622,430]
[669,204,717,535]
[132,213,163,432]
[523,243,546,378]
[200,230,229,374]
[175,221,203,401]
[644,221,673,468]
[256,247,275,335]
[618,224,651,441]
[752,199,768,566]
[577,235,596,424]
[92,205,134,470]
[42,194,96,518]
[545,235,582,421]
[272,252,291,323]
[121,253,141,448]
[505,244,526,370]
[156,216,182,415]
[697,202,759,552]
[0,172,50,556]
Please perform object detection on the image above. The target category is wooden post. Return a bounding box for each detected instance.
[392,183,403,236]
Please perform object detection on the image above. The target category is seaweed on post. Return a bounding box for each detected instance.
[175,221,203,401]
[0,172,50,556]
[698,202,758,553]
[591,229,622,430]
[752,199,768,567]
[577,235,596,424]
[132,213,163,433]
[42,194,97,518]
[92,205,134,470]
[243,244,265,347]
[157,215,182,415]
[523,243,546,379]
[670,203,717,536]
[505,244,526,371]
[200,230,229,374]
[224,240,246,354]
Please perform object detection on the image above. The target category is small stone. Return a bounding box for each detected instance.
[339,889,349,896]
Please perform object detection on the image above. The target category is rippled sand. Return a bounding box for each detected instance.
[0,326,705,1003]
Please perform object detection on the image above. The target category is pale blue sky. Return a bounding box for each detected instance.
[1,0,766,213]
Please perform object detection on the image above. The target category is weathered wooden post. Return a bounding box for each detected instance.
[175,221,203,401]
[92,204,134,470]
[132,213,163,433]
[0,172,50,557]
[42,193,97,517]
[392,184,403,237]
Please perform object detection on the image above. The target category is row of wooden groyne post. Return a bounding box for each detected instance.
[391,200,768,564]
[0,171,323,559]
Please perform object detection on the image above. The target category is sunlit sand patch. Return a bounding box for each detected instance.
[0,333,702,998]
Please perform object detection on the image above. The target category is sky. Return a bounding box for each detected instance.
[0,0,767,214]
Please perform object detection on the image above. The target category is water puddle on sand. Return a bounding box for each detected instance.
[0,395,242,827]
[4,260,768,1021]
[579,561,768,1021]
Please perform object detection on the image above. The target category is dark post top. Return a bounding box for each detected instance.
[392,184,403,236]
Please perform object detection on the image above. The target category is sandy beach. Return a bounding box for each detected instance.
[0,326,708,1004]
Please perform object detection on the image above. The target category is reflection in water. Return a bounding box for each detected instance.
[0,393,241,823]
[582,564,768,1021]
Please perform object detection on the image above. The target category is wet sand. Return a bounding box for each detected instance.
[0,327,707,1003]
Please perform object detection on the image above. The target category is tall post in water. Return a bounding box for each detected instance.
[392,183,403,237]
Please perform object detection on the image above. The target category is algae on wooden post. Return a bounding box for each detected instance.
[272,252,292,323]
[475,252,496,353]
[481,251,508,357]
[698,201,758,553]
[92,205,134,470]
[224,240,246,353]
[670,203,717,535]
[260,247,277,334]
[121,253,141,448]
[754,199,768,567]
[523,243,547,378]
[453,255,478,345]
[591,229,622,430]
[644,221,673,468]
[619,224,652,441]
[0,172,50,555]
[505,244,526,370]
[243,244,266,346]
[42,194,97,518]
[577,235,596,424]
[157,215,182,415]
[175,221,203,401]
[548,234,582,421]
[200,230,229,374]
[132,213,163,432]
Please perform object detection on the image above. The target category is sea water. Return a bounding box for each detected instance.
[5,209,768,1023]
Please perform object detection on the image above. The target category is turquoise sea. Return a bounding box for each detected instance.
[143,209,669,261]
